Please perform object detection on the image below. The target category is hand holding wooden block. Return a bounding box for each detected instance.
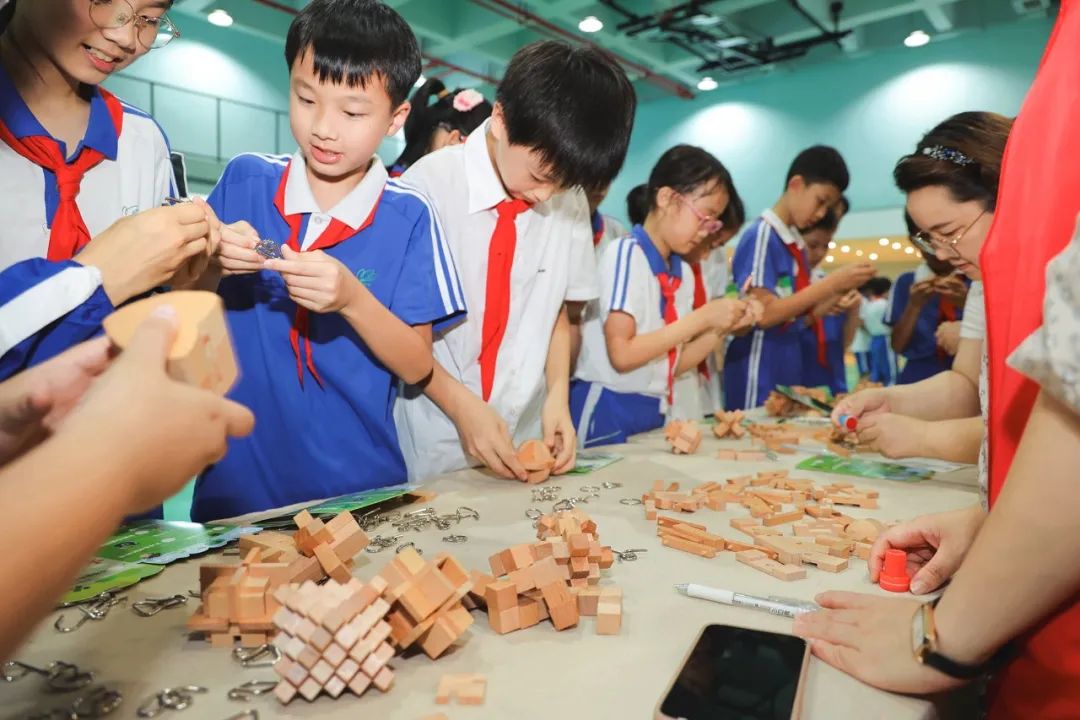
[103,290,237,395]
[517,439,555,484]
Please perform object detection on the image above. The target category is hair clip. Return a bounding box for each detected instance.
[920,146,975,166]
[453,89,485,113]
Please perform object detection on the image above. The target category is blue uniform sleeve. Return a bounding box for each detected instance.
[885,272,913,326]
[732,222,783,294]
[0,259,114,381]
[388,187,467,330]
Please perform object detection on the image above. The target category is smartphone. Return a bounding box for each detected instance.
[655,624,811,720]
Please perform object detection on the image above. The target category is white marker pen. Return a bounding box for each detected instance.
[674,583,818,619]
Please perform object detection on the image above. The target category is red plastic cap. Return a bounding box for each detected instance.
[842,415,858,431]
[879,548,911,593]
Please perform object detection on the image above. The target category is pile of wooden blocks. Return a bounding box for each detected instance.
[763,386,830,418]
[270,578,395,703]
[516,439,555,484]
[712,410,748,439]
[377,548,475,659]
[643,470,891,582]
[238,509,370,585]
[639,480,735,520]
[187,548,289,647]
[477,508,621,635]
[665,420,703,454]
[436,673,486,706]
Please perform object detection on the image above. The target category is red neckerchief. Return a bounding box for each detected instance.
[690,261,710,380]
[783,243,827,367]
[591,211,604,247]
[0,88,124,260]
[657,271,682,404]
[478,198,532,401]
[272,160,381,387]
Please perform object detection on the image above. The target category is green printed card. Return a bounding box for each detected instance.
[796,453,932,482]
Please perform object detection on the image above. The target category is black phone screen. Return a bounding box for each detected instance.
[658,624,807,720]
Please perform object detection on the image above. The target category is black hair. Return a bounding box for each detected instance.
[867,277,892,296]
[646,145,732,213]
[497,41,636,192]
[392,79,492,171]
[0,0,16,33]
[284,0,421,107]
[626,184,648,226]
[721,181,745,230]
[893,111,1012,212]
[806,207,840,235]
[903,211,919,237]
[786,145,850,192]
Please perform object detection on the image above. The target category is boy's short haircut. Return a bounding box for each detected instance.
[867,277,892,296]
[285,0,421,107]
[496,41,637,192]
[626,184,649,226]
[785,145,850,192]
[722,181,746,230]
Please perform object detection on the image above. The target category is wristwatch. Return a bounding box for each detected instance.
[911,596,1009,679]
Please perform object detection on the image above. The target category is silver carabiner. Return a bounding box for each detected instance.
[601,481,622,489]
[456,506,479,521]
[442,534,468,543]
[396,541,421,555]
[71,686,123,717]
[46,661,96,692]
[619,497,643,506]
[227,680,278,701]
[524,508,542,520]
[132,595,188,618]
[614,548,648,562]
[232,645,280,668]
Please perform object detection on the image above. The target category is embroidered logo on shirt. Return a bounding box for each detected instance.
[355,268,377,286]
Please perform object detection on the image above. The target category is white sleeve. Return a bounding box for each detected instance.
[152,127,177,203]
[960,281,985,340]
[604,241,651,327]
[565,190,600,302]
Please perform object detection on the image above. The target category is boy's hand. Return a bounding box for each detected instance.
[909,279,936,307]
[836,289,862,312]
[0,338,113,465]
[214,221,266,277]
[541,396,577,475]
[75,203,211,304]
[702,298,748,333]
[855,412,926,459]
[828,261,876,292]
[451,390,527,481]
[59,306,254,513]
[265,246,360,314]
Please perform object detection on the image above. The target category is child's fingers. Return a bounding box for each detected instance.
[278,273,330,291]
[264,259,324,276]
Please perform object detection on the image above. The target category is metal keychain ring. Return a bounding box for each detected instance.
[456,506,480,520]
[46,662,95,692]
[524,508,542,520]
[619,498,643,505]
[579,485,601,493]
[71,686,123,717]
[396,542,421,555]
[442,535,468,543]
[601,481,622,489]
[2,660,39,681]
[552,499,573,512]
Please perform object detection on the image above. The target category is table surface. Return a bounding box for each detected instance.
[4,424,981,720]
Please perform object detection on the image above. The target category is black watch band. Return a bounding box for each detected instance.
[920,597,1013,680]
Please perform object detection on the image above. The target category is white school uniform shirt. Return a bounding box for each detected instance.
[0,69,175,351]
[593,213,628,257]
[394,120,600,480]
[575,230,696,414]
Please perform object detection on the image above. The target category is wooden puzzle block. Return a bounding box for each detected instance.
[853,541,873,560]
[736,550,806,581]
[518,439,556,483]
[596,597,622,635]
[489,606,520,635]
[666,420,703,454]
[844,519,886,543]
[802,552,849,573]
[814,536,854,557]
[762,508,805,527]
[103,290,238,395]
[436,674,487,706]
[660,534,718,559]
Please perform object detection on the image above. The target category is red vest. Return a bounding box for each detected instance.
[981,3,1080,717]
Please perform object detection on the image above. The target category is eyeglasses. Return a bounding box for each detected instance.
[89,0,180,50]
[910,209,987,257]
[677,194,724,234]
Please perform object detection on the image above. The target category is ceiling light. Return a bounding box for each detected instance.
[855,250,864,257]
[828,241,836,249]
[414,75,426,88]
[869,252,879,261]
[840,245,851,253]
[904,30,931,48]
[879,238,890,246]
[697,77,718,91]
[691,13,722,27]
[825,255,834,263]
[905,246,915,255]
[891,242,902,250]
[207,8,233,27]
[579,15,603,33]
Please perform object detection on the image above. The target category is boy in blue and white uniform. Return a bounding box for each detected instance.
[192,0,463,520]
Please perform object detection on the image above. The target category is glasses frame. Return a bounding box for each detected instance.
[88,0,181,50]
[676,193,724,235]
[910,209,987,258]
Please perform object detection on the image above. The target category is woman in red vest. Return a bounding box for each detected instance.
[791,5,1080,717]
